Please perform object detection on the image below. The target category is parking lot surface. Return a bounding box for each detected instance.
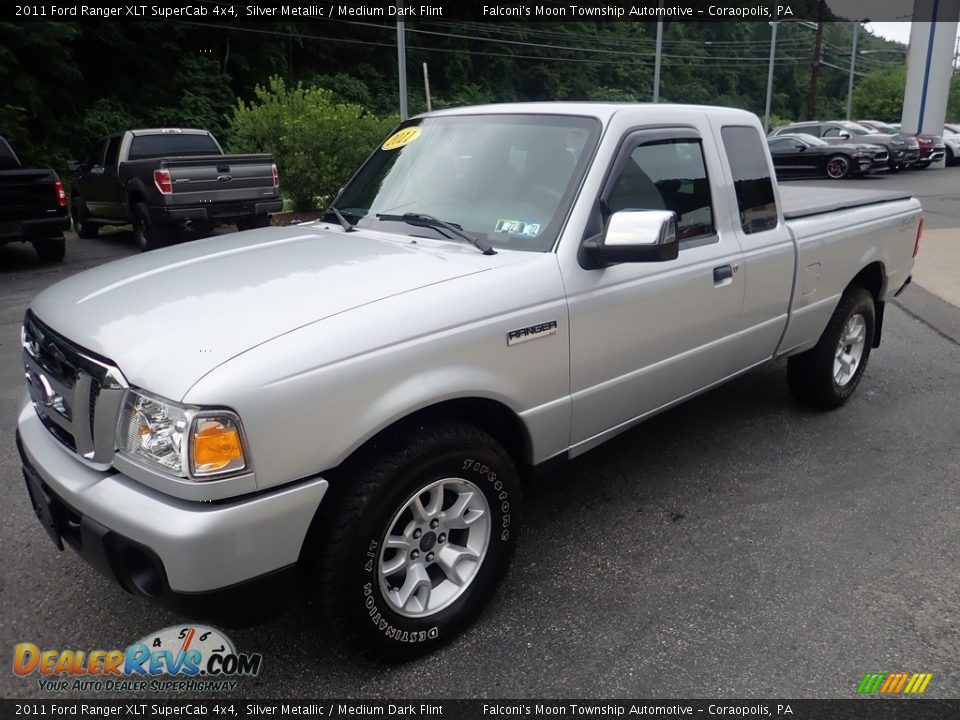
[2,172,958,699]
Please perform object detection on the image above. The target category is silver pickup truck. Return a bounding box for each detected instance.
[16,103,921,659]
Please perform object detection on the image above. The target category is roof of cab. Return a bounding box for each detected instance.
[419,102,760,124]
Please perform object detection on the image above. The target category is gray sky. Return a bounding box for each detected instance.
[867,22,913,45]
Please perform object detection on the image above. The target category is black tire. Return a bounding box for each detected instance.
[915,161,931,170]
[303,421,521,660]
[787,286,875,410]
[32,237,66,262]
[236,214,271,231]
[888,164,901,174]
[72,198,99,239]
[946,147,955,166]
[132,202,170,251]
[825,155,851,179]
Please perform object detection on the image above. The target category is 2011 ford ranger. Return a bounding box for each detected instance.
[15,104,921,659]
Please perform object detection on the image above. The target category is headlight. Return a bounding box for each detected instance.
[117,390,248,480]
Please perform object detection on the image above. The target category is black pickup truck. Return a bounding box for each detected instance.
[69,129,282,251]
[0,136,70,262]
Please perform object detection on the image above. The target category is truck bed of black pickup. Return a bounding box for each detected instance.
[0,136,70,262]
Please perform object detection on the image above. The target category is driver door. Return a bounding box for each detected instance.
[563,127,746,450]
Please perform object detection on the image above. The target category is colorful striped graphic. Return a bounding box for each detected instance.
[857,672,933,694]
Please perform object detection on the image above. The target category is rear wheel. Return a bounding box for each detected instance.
[32,237,66,262]
[236,214,271,231]
[787,287,875,410]
[132,202,170,251]
[302,421,521,660]
[825,155,851,179]
[71,198,99,239]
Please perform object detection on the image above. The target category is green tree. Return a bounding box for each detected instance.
[851,67,907,122]
[228,77,394,211]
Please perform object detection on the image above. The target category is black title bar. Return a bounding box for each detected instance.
[4,0,924,23]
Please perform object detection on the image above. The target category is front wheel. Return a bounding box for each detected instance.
[72,198,99,239]
[303,422,521,660]
[787,287,875,410]
[826,155,851,179]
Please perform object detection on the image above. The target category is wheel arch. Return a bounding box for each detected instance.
[333,397,535,479]
[848,261,885,348]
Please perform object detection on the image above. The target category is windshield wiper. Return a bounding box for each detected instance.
[376,212,496,255]
[322,205,357,232]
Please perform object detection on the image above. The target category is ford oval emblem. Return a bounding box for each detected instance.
[217,174,232,183]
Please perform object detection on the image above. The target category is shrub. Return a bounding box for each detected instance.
[228,77,394,211]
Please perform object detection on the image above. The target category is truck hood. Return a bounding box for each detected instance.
[30,224,529,400]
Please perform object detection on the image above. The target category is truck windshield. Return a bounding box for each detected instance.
[128,133,222,160]
[335,114,601,252]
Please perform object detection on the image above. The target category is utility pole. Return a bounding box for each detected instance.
[422,62,432,113]
[845,21,861,120]
[397,14,408,120]
[653,12,663,102]
[806,0,826,118]
[764,8,778,133]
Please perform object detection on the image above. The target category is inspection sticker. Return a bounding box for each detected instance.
[495,219,541,237]
[382,127,422,150]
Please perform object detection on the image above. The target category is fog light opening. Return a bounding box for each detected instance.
[118,545,164,598]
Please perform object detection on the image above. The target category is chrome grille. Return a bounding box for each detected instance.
[22,311,127,466]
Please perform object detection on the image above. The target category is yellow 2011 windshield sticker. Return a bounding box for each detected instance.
[382,127,422,150]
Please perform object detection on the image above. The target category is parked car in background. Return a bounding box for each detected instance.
[0,136,70,262]
[941,125,960,165]
[860,120,946,169]
[770,121,918,171]
[767,133,888,179]
[69,129,282,251]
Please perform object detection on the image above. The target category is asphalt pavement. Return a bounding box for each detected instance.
[1,175,958,699]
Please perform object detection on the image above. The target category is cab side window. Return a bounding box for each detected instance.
[606,139,715,241]
[104,136,121,168]
[86,139,108,168]
[720,126,778,234]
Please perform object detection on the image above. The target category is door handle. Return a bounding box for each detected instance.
[713,265,733,284]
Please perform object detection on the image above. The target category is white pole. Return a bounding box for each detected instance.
[397,18,408,120]
[846,22,860,120]
[764,21,778,133]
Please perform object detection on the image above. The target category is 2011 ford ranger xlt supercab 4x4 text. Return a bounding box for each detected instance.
[16,104,921,659]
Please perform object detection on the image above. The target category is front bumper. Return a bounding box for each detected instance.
[888,149,919,168]
[148,199,283,224]
[16,399,328,602]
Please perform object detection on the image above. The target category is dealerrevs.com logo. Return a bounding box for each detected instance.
[13,625,262,692]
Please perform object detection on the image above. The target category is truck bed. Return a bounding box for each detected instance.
[779,185,912,220]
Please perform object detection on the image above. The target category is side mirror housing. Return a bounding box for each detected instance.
[838,131,852,140]
[580,210,679,269]
[66,160,82,173]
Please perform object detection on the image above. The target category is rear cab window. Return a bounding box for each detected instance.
[0,138,20,170]
[720,126,778,234]
[128,133,222,161]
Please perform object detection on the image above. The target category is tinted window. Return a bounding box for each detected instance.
[87,139,108,167]
[0,138,19,170]
[104,136,122,166]
[607,139,714,240]
[721,126,778,235]
[128,133,221,160]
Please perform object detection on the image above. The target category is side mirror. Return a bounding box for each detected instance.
[796,144,807,152]
[838,131,852,139]
[580,210,679,269]
[66,160,82,173]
